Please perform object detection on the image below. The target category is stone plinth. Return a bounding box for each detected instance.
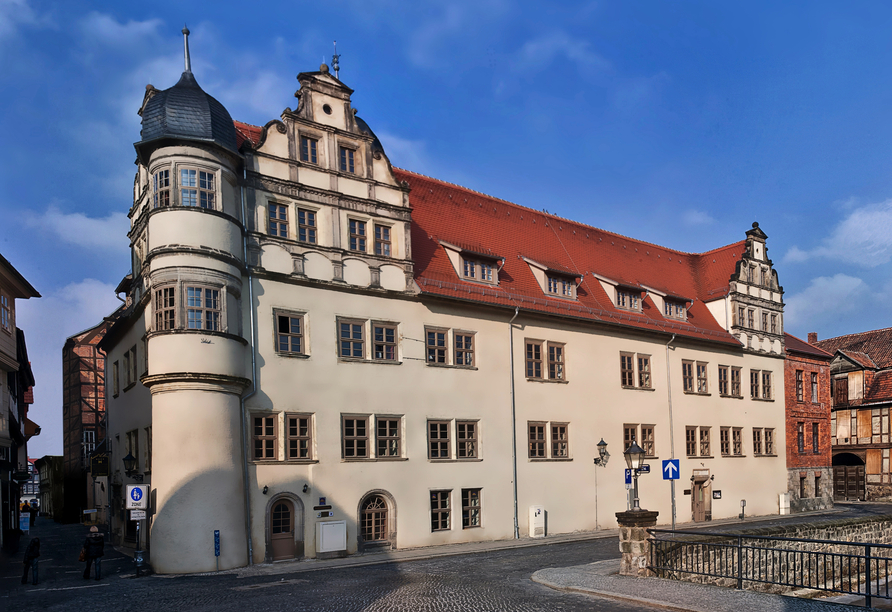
[616,509,659,577]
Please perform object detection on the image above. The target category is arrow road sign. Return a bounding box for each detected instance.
[662,459,680,480]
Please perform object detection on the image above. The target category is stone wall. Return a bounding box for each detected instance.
[786,466,833,512]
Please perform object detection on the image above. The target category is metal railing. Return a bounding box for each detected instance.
[648,528,892,608]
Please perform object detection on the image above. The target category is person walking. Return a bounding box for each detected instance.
[21,537,40,585]
[82,526,104,580]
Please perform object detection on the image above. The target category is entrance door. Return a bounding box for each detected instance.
[692,482,706,522]
[833,466,865,501]
[270,500,296,561]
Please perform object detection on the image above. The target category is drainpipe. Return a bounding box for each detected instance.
[508,306,520,539]
[239,167,257,565]
[665,333,676,530]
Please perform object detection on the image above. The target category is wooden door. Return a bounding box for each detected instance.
[361,495,388,542]
[692,482,706,522]
[270,500,296,561]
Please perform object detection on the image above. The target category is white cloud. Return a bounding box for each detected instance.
[76,12,163,49]
[23,205,130,252]
[783,274,870,331]
[377,131,431,174]
[215,70,293,121]
[785,199,892,267]
[513,30,610,75]
[682,209,716,226]
[0,0,52,42]
[17,279,122,458]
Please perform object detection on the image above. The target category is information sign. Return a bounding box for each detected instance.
[130,509,146,520]
[126,485,149,510]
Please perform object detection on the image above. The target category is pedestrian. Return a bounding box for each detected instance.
[21,537,39,585]
[29,501,37,527]
[82,526,104,580]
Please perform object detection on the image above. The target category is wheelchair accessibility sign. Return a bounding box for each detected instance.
[126,485,149,510]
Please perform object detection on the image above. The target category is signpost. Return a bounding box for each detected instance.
[214,530,220,571]
[126,485,149,577]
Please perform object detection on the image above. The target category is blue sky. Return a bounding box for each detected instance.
[3,0,892,456]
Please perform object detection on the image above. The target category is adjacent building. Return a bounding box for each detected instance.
[34,455,63,521]
[783,333,833,511]
[101,32,789,574]
[814,328,892,501]
[0,253,40,549]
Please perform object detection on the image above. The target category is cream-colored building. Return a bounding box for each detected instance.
[101,33,788,574]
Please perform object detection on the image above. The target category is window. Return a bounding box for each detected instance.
[455,333,474,366]
[462,258,495,283]
[153,169,170,208]
[298,208,317,243]
[551,423,569,458]
[526,340,566,381]
[616,289,640,311]
[685,426,697,456]
[253,415,277,460]
[180,168,215,209]
[811,373,819,403]
[186,286,220,331]
[760,312,767,332]
[770,314,777,334]
[762,371,772,399]
[422,327,476,366]
[376,417,401,458]
[812,423,820,454]
[126,430,139,472]
[286,414,312,460]
[373,324,397,361]
[275,312,304,355]
[621,353,651,389]
[797,422,805,453]
[461,488,481,528]
[457,421,477,458]
[112,361,119,397]
[339,146,356,173]
[83,430,96,467]
[268,203,288,237]
[154,286,176,330]
[374,225,391,257]
[664,300,686,320]
[624,424,655,456]
[696,363,708,393]
[0,292,9,332]
[429,421,449,459]
[300,135,318,164]
[548,343,565,380]
[761,268,769,286]
[747,265,755,283]
[718,366,729,396]
[431,491,450,531]
[426,329,446,364]
[349,220,366,252]
[124,346,137,387]
[528,422,546,458]
[145,426,152,473]
[526,342,542,379]
[796,371,804,402]
[747,309,754,328]
[682,361,694,392]
[699,427,711,456]
[731,367,742,396]
[800,476,807,499]
[621,354,634,387]
[835,377,848,405]
[547,276,573,297]
[720,427,730,456]
[737,306,745,327]
[753,428,763,455]
[339,320,364,359]
[765,428,774,454]
[343,416,369,458]
[733,428,742,455]
[750,370,760,399]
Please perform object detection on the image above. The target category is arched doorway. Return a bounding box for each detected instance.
[832,452,865,501]
[357,491,395,552]
[266,495,304,561]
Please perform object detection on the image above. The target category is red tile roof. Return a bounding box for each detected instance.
[234,120,262,150]
[867,370,892,402]
[839,350,877,369]
[815,328,892,369]
[395,168,744,346]
[784,333,832,359]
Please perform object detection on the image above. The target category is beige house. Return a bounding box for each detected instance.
[101,32,788,574]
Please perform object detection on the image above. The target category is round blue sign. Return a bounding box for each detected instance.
[130,488,143,502]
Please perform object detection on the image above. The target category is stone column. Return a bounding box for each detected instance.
[615,510,659,577]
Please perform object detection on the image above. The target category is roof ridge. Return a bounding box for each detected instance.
[394,167,745,259]
[818,327,892,343]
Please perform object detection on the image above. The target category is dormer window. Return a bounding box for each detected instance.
[664,300,686,320]
[180,168,215,209]
[463,258,494,282]
[339,146,355,174]
[616,289,641,311]
[300,136,318,164]
[547,276,574,298]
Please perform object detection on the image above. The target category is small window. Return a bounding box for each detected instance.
[718,366,729,396]
[548,343,565,380]
[431,491,450,531]
[797,423,805,453]
[429,421,450,459]
[297,208,317,243]
[796,371,804,402]
[528,422,546,458]
[737,306,745,327]
[339,320,364,359]
[682,361,694,393]
[300,136,318,164]
[752,428,763,455]
[374,225,391,257]
[253,415,277,460]
[731,367,742,397]
[812,423,819,453]
[376,417,401,458]
[461,488,481,528]
[811,372,819,403]
[343,416,369,458]
[154,286,176,330]
[720,427,730,456]
[461,257,496,283]
[153,169,171,208]
[547,276,574,298]
[685,426,697,457]
[664,300,686,320]
[732,428,743,455]
[526,341,543,379]
[747,309,755,329]
[765,428,774,454]
[750,370,761,399]
[761,312,768,332]
[551,423,569,458]
[0,292,9,331]
[180,168,215,209]
[770,314,777,334]
[455,333,475,367]
[640,425,655,456]
[373,324,397,361]
[457,421,477,458]
[349,220,366,252]
[276,312,304,355]
[112,361,120,397]
[616,289,641,311]
[186,286,220,331]
[426,328,447,364]
[620,354,634,387]
[269,203,288,237]
[286,414,312,460]
[696,362,708,394]
[339,146,355,173]
[699,427,711,456]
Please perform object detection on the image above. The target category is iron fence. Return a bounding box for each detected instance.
[648,528,892,608]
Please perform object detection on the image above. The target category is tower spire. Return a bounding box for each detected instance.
[182,26,192,73]
[332,40,340,79]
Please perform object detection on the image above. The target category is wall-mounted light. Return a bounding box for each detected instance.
[262,485,269,495]
[302,484,309,493]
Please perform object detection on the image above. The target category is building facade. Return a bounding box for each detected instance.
[21,457,39,506]
[34,455,63,521]
[61,319,112,523]
[101,33,789,574]
[814,328,892,501]
[0,253,40,550]
[783,333,833,511]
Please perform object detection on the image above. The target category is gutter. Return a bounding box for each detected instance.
[508,306,520,539]
[239,167,257,565]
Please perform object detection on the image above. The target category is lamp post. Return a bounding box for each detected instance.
[623,440,646,511]
[593,439,609,530]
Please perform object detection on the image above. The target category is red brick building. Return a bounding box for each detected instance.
[783,333,833,511]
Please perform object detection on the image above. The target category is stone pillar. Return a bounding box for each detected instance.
[615,510,659,577]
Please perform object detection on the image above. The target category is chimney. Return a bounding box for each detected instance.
[808,332,818,344]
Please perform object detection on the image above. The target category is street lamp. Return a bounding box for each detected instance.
[122,452,143,482]
[624,440,646,511]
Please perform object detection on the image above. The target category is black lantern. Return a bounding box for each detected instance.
[595,439,609,466]
[624,441,646,511]
[122,452,138,475]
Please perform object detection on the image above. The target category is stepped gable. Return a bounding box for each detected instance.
[396,167,744,346]
[815,328,892,369]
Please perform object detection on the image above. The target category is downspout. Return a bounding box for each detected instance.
[508,306,520,539]
[665,333,676,530]
[239,166,256,565]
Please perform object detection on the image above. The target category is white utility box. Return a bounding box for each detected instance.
[779,493,790,515]
[529,505,545,538]
[316,520,347,553]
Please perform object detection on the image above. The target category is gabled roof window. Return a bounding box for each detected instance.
[522,257,580,300]
[440,240,502,285]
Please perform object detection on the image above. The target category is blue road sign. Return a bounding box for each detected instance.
[638,464,650,474]
[662,459,680,480]
[214,530,220,557]
[624,469,632,485]
[130,487,143,502]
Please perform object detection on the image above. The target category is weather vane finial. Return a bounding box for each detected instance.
[182,25,192,73]
[332,40,340,79]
